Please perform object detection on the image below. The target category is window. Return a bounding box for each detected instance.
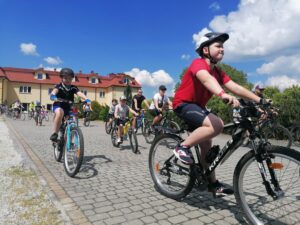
[48,88,53,95]
[81,90,87,96]
[91,78,96,84]
[123,77,130,84]
[99,91,105,98]
[37,73,43,79]
[19,86,31,94]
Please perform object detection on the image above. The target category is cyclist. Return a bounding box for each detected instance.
[49,68,91,142]
[173,32,265,196]
[83,100,93,120]
[34,101,42,126]
[12,100,23,118]
[29,101,35,118]
[114,96,138,144]
[107,99,118,127]
[149,85,173,130]
[252,84,265,98]
[131,89,149,132]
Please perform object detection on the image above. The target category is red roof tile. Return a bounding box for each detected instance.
[0,67,141,88]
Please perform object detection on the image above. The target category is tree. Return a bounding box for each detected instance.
[174,68,187,92]
[124,84,132,106]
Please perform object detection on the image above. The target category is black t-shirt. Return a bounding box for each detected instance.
[53,83,79,107]
[132,94,145,111]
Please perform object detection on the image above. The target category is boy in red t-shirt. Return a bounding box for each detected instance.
[173,32,263,196]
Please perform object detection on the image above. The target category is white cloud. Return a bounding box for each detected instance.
[125,68,174,87]
[209,2,221,11]
[193,0,300,61]
[37,64,61,71]
[257,55,300,76]
[181,54,191,60]
[266,75,300,91]
[44,56,62,65]
[20,43,38,56]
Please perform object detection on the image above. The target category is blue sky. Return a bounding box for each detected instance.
[1,0,299,98]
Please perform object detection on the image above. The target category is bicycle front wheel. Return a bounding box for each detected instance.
[149,133,195,200]
[263,124,293,148]
[128,128,139,154]
[111,125,120,147]
[144,120,156,144]
[233,146,300,225]
[63,126,84,177]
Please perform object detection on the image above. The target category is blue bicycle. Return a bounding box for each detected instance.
[52,99,84,177]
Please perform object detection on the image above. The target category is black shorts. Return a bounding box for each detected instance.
[174,103,210,131]
[116,118,128,126]
[108,113,114,119]
[149,108,162,117]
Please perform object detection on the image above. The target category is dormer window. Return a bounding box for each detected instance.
[91,77,96,84]
[123,77,130,84]
[37,73,43,79]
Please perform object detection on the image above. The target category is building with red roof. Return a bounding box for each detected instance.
[0,67,141,110]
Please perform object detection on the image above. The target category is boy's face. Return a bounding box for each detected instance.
[120,100,126,105]
[204,41,224,62]
[112,101,117,106]
[62,76,73,85]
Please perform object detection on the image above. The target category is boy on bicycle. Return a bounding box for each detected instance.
[49,68,91,142]
[132,89,149,132]
[107,99,118,126]
[114,96,138,144]
[173,32,265,196]
[149,85,173,130]
[34,101,42,126]
[83,100,93,119]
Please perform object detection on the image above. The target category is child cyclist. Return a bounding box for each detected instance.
[173,32,266,196]
[114,96,138,144]
[49,68,91,142]
[107,99,118,127]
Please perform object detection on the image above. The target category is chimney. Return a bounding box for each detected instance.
[91,70,94,74]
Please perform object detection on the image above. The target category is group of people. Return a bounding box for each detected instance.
[47,31,269,197]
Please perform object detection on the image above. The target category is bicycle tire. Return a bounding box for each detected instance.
[129,128,139,154]
[53,134,64,162]
[63,126,84,177]
[105,120,112,134]
[291,126,300,147]
[144,120,156,144]
[21,113,26,121]
[149,133,195,200]
[263,124,293,148]
[233,146,300,225]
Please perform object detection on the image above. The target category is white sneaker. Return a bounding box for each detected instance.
[117,138,122,143]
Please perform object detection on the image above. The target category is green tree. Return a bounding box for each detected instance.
[90,100,101,120]
[99,104,109,121]
[124,84,132,106]
[174,68,187,92]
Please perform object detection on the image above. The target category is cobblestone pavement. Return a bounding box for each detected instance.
[4,117,300,225]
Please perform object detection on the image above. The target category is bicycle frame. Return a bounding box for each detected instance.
[65,115,79,151]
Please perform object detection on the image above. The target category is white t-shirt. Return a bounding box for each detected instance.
[115,104,129,119]
[149,93,169,110]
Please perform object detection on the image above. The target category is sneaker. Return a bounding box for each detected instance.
[173,145,193,165]
[212,180,234,196]
[50,133,58,142]
[117,138,122,144]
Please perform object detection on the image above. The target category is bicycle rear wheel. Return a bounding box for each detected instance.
[105,120,112,134]
[128,128,139,154]
[233,146,300,225]
[53,135,64,162]
[63,126,84,177]
[149,133,195,200]
[292,126,300,147]
[144,120,156,144]
[263,124,293,148]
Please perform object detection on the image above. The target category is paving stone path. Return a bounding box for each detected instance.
[4,116,300,225]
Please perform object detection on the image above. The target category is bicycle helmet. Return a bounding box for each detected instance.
[196,32,229,63]
[59,68,75,78]
[120,96,127,101]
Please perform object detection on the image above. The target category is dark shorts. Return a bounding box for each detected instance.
[53,104,71,116]
[174,103,210,131]
[108,113,114,119]
[149,108,162,117]
[116,118,128,126]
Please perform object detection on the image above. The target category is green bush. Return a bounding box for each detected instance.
[99,104,109,121]
[90,101,101,121]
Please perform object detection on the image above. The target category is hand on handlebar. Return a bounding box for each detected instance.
[221,93,240,107]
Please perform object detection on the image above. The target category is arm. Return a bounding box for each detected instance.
[224,81,261,103]
[50,88,59,101]
[134,98,139,111]
[129,107,138,116]
[143,99,150,109]
[196,70,239,106]
[114,106,119,118]
[76,91,89,101]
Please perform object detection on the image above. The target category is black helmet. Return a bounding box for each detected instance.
[59,68,75,78]
[159,85,167,91]
[196,32,229,57]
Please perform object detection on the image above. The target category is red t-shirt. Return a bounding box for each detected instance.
[173,58,231,109]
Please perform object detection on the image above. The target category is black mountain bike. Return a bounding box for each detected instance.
[149,100,300,225]
[143,109,181,144]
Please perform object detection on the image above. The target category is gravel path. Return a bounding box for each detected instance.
[0,116,67,225]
